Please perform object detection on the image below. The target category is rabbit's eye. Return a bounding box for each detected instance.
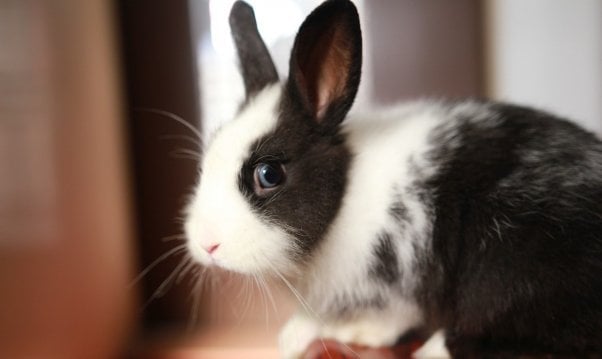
[254,163,285,191]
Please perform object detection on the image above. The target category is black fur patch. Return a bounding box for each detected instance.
[389,191,410,225]
[235,0,361,259]
[415,101,602,355]
[326,293,386,320]
[370,231,400,284]
[237,92,352,256]
[229,1,279,99]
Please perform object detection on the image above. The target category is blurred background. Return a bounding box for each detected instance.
[1,0,600,358]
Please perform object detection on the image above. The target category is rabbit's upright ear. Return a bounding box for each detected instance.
[230,1,279,100]
[286,0,362,133]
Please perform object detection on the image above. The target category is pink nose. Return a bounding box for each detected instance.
[204,243,220,255]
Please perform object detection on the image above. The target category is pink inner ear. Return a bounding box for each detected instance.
[304,26,351,121]
[316,46,349,119]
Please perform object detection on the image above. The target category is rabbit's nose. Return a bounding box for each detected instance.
[204,243,221,255]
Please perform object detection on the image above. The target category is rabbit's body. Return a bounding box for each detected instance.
[185,0,602,357]
[413,102,602,356]
[302,102,442,315]
[288,97,602,356]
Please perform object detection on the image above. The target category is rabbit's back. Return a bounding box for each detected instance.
[413,101,602,354]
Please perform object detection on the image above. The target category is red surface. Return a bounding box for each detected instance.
[304,338,425,359]
[131,327,426,359]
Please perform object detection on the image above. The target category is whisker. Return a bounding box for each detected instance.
[272,269,314,319]
[188,266,207,331]
[263,188,286,207]
[263,215,309,239]
[267,263,360,359]
[235,275,255,327]
[140,250,191,311]
[258,273,279,317]
[255,272,279,333]
[154,254,190,297]
[210,269,223,324]
[170,150,202,161]
[253,274,270,330]
[134,107,203,141]
[271,270,332,357]
[170,148,203,161]
[162,233,187,243]
[176,255,196,285]
[130,244,188,287]
[160,134,203,149]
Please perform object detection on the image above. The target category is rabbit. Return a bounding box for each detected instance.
[184,0,602,357]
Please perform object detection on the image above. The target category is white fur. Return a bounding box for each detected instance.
[281,299,424,359]
[274,103,448,356]
[413,330,451,359]
[279,312,320,359]
[284,102,495,355]
[302,103,445,316]
[185,85,298,275]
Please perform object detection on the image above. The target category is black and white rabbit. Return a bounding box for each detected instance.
[184,0,602,357]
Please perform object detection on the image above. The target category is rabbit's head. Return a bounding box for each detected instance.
[185,0,362,276]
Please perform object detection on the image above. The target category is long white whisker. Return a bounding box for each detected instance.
[272,270,314,318]
[162,233,187,242]
[160,134,203,149]
[253,274,270,329]
[140,250,190,311]
[263,188,286,207]
[271,270,334,358]
[170,148,203,161]
[259,276,279,315]
[172,148,203,158]
[188,266,206,332]
[234,275,250,325]
[210,270,224,324]
[176,255,196,284]
[258,273,279,317]
[130,244,188,287]
[135,107,203,141]
[154,254,190,297]
[267,264,359,359]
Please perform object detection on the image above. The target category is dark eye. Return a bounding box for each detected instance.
[254,162,285,190]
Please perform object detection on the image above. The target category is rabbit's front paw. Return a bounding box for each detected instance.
[321,318,401,348]
[279,314,320,359]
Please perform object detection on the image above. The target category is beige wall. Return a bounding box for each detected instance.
[0,1,136,357]
[486,0,602,134]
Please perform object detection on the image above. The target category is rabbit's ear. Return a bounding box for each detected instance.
[230,1,279,100]
[286,0,362,132]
